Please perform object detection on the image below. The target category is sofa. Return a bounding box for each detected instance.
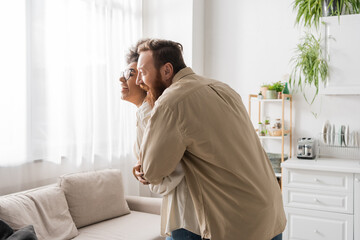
[0,169,165,240]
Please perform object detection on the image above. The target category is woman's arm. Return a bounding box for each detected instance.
[148,163,184,196]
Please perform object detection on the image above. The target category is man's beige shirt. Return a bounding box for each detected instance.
[135,101,200,236]
[140,67,286,240]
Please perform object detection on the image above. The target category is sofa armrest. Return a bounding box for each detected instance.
[125,196,161,215]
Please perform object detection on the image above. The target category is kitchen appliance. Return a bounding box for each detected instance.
[297,137,316,159]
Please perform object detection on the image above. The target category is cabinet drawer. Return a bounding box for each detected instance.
[283,168,353,192]
[283,187,353,214]
[284,207,353,240]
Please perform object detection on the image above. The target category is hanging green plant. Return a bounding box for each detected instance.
[289,32,328,104]
[293,0,360,28]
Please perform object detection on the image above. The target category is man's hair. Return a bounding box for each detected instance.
[137,39,187,74]
[126,39,149,64]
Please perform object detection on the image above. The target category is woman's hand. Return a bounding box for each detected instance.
[132,161,150,185]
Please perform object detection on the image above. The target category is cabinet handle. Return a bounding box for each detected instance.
[314,178,319,182]
[314,229,318,233]
[356,178,360,182]
[314,198,319,202]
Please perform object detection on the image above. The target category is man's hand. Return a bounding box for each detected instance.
[132,162,150,185]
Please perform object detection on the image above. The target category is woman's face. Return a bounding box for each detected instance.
[119,62,146,107]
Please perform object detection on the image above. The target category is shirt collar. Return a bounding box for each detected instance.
[171,67,195,84]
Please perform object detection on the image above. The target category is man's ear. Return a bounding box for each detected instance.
[161,63,174,87]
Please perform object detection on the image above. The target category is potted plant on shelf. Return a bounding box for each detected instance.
[272,81,285,99]
[266,82,284,99]
[289,32,328,104]
[293,0,360,28]
[266,85,277,99]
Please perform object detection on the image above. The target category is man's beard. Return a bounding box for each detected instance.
[145,70,167,108]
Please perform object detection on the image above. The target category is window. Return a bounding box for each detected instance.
[0,0,142,166]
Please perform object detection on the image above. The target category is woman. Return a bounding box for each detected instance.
[120,42,201,240]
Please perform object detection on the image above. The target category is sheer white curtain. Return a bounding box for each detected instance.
[28,0,142,166]
[0,0,27,166]
[0,0,142,194]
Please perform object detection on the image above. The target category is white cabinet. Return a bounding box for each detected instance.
[355,173,360,240]
[282,159,360,240]
[286,207,353,240]
[321,14,360,95]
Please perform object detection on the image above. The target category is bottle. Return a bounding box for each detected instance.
[275,119,282,129]
[282,82,289,94]
[283,82,290,99]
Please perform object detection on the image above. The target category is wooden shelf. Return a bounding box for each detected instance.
[248,93,292,189]
[251,98,291,102]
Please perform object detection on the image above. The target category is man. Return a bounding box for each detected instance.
[135,39,286,240]
[122,41,201,240]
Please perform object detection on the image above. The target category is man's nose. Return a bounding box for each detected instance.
[136,74,142,85]
[119,76,126,83]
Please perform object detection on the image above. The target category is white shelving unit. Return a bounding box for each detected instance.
[248,94,293,186]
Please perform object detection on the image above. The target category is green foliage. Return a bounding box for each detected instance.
[266,81,285,92]
[272,81,285,92]
[267,85,276,91]
[289,33,328,104]
[293,0,360,28]
[293,0,323,28]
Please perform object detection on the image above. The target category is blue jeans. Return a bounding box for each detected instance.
[272,233,282,240]
[166,228,202,240]
[166,229,282,240]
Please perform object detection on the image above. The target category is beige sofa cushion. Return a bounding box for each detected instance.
[125,196,161,215]
[0,186,78,240]
[59,169,130,228]
[73,211,165,240]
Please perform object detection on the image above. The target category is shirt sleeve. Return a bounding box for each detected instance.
[140,104,186,185]
[149,163,184,195]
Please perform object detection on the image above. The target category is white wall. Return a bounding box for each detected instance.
[2,0,359,196]
[142,0,204,74]
[203,0,360,156]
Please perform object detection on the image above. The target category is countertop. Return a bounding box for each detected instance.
[281,157,360,173]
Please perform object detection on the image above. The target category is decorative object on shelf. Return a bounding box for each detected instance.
[258,122,265,136]
[264,117,270,135]
[293,0,360,28]
[289,32,328,104]
[269,128,282,137]
[282,82,290,99]
[260,84,269,98]
[274,118,282,129]
[257,92,263,100]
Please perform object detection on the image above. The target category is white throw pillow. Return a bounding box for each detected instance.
[58,169,130,228]
[0,186,79,240]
